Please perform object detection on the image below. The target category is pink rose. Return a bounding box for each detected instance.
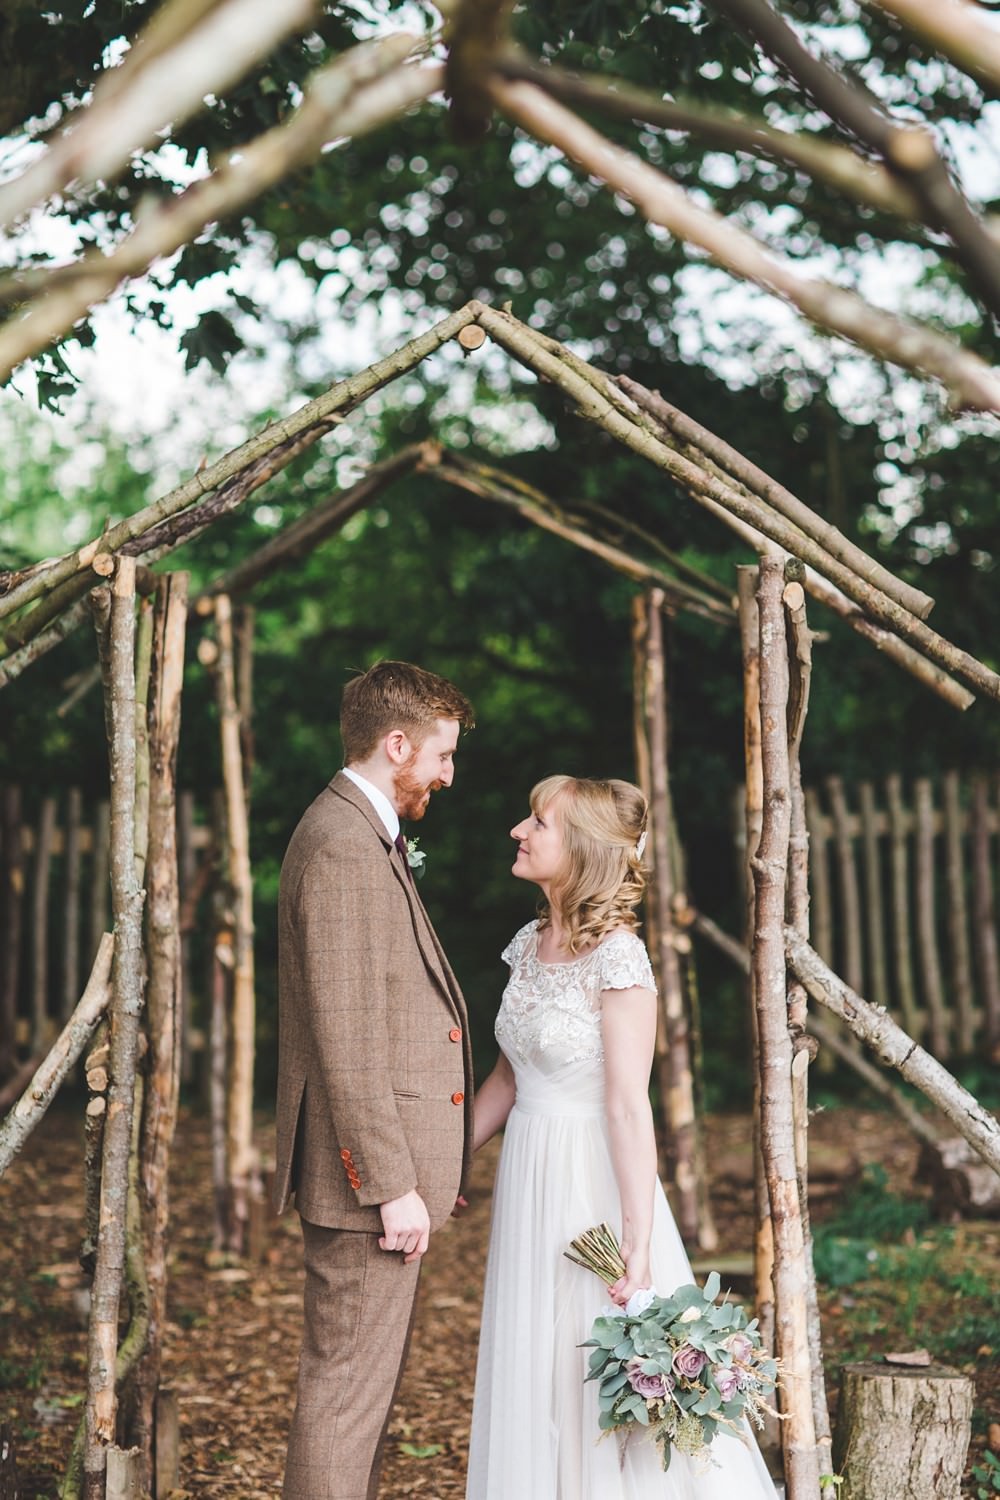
[713,1365,740,1402]
[626,1359,674,1400]
[672,1343,708,1381]
[726,1332,754,1365]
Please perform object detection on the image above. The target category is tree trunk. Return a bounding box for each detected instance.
[84,557,146,1500]
[132,572,188,1491]
[213,594,259,1255]
[0,933,113,1177]
[833,1362,973,1500]
[751,554,820,1498]
[736,565,777,1386]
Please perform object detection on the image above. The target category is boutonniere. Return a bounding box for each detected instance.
[406,837,427,880]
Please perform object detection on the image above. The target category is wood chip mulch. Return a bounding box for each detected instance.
[0,1103,995,1497]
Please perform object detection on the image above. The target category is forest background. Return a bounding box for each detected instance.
[2,0,999,1102]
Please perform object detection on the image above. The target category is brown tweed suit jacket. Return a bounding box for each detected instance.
[273,771,473,1232]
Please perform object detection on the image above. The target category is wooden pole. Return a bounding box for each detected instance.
[213,595,258,1254]
[685,907,944,1153]
[914,777,948,1058]
[786,929,1000,1175]
[88,800,110,966]
[942,771,975,1056]
[633,589,701,1244]
[208,797,231,1253]
[970,773,1000,1055]
[736,564,776,1381]
[62,787,83,1022]
[858,782,890,1013]
[751,554,820,1498]
[133,598,155,889]
[0,786,24,1077]
[826,776,863,995]
[0,932,113,1177]
[133,572,188,1490]
[31,795,56,1052]
[177,790,197,1089]
[803,789,833,966]
[782,577,834,1497]
[886,773,920,1039]
[84,556,146,1500]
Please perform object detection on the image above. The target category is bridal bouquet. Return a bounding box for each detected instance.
[566,1224,779,1471]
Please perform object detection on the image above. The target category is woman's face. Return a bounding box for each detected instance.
[510,797,565,888]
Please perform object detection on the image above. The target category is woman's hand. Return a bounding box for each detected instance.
[607,1244,652,1308]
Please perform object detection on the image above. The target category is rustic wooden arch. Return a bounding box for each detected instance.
[2,300,999,1500]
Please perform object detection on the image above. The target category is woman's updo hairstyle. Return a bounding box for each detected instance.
[531,774,649,954]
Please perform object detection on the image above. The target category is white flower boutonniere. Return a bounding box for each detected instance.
[405,837,427,880]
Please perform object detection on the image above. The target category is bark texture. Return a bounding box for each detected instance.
[833,1362,973,1500]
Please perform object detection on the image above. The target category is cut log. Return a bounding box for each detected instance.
[153,1390,180,1500]
[916,1136,1000,1218]
[104,1446,141,1499]
[833,1361,973,1499]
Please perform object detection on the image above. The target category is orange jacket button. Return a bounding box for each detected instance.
[339,1148,352,1161]
[349,1175,361,1188]
[449,1028,462,1043]
[451,1091,465,1105]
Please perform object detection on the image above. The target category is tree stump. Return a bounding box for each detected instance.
[833,1362,973,1499]
[0,1423,20,1500]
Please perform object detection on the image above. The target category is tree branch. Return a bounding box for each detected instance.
[0,36,442,380]
[707,0,1000,319]
[0,301,478,631]
[0,0,318,229]
[869,0,1000,94]
[485,79,1000,412]
[493,50,925,224]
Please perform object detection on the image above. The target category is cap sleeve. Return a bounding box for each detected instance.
[501,920,537,969]
[597,931,656,993]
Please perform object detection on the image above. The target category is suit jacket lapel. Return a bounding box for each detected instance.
[329,773,459,1016]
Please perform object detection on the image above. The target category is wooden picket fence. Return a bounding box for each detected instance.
[0,785,211,1074]
[738,770,1000,1063]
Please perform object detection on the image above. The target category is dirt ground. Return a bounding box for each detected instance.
[1,1104,997,1498]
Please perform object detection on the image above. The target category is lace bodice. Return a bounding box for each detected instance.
[495,920,656,1072]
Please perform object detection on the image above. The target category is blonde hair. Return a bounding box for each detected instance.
[532,774,648,954]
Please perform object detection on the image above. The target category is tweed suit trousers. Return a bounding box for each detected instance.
[282,1221,420,1500]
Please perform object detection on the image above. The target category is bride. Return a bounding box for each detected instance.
[466,774,777,1498]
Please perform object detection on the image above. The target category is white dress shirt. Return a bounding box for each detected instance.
[341,765,400,841]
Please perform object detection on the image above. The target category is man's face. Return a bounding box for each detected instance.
[392,718,460,821]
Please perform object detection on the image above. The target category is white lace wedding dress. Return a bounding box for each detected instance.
[466,920,777,1499]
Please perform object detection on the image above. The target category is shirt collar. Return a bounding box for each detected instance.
[341,765,400,841]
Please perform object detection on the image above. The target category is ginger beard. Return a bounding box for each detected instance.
[393,753,442,822]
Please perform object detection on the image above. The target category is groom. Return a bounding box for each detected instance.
[274,659,475,1499]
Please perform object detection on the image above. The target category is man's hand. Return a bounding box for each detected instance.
[379,1189,430,1264]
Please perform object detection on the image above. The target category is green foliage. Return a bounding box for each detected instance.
[812,1166,932,1289]
[972,1450,1000,1498]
